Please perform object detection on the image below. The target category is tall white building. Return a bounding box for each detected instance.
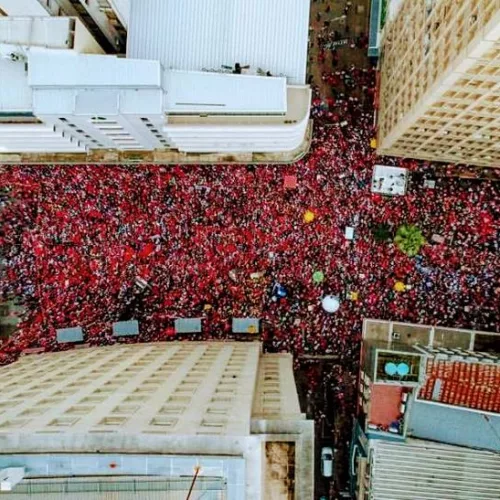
[0,0,312,159]
[0,342,314,499]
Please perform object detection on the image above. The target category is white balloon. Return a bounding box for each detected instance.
[322,295,340,313]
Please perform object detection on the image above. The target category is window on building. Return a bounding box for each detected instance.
[206,407,229,416]
[20,407,47,417]
[150,417,178,427]
[49,417,80,427]
[158,406,185,415]
[112,405,140,415]
[99,417,128,426]
[65,405,95,416]
[0,419,30,429]
[167,395,191,404]
[200,419,226,428]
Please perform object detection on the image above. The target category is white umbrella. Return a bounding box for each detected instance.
[322,295,340,313]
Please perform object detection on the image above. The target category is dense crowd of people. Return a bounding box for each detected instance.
[0,3,498,381]
[1,110,498,365]
[0,4,497,499]
[1,3,499,495]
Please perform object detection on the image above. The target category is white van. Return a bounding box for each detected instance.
[321,446,334,478]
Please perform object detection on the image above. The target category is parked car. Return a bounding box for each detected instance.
[321,446,334,478]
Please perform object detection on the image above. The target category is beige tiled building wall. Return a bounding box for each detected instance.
[252,354,302,420]
[377,0,500,167]
[0,342,314,499]
[0,343,262,436]
[0,342,302,437]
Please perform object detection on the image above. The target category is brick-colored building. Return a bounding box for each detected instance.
[377,0,500,168]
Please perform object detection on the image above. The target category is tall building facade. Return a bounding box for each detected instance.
[0,342,314,499]
[377,0,500,168]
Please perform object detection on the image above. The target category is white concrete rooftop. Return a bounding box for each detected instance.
[127,0,310,85]
[28,51,162,88]
[163,70,287,114]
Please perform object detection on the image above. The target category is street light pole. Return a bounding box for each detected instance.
[186,465,201,500]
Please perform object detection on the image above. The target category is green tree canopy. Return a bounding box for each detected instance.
[394,224,426,257]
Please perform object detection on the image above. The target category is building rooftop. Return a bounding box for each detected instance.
[370,438,500,500]
[28,51,161,88]
[376,0,500,167]
[0,342,261,437]
[32,87,163,116]
[360,319,500,448]
[167,86,310,126]
[163,70,287,114]
[0,341,313,499]
[368,384,404,429]
[419,357,500,414]
[127,0,310,85]
[0,462,231,499]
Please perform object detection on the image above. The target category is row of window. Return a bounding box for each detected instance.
[140,117,169,146]
[0,346,254,432]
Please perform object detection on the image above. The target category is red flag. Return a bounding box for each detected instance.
[139,242,155,259]
[123,246,135,263]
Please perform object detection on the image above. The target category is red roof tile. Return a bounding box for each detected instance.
[419,359,500,413]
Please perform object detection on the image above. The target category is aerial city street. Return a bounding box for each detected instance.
[0,1,499,499]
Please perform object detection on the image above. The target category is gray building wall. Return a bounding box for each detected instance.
[407,395,500,453]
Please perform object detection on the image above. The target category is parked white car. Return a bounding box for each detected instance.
[321,446,334,478]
